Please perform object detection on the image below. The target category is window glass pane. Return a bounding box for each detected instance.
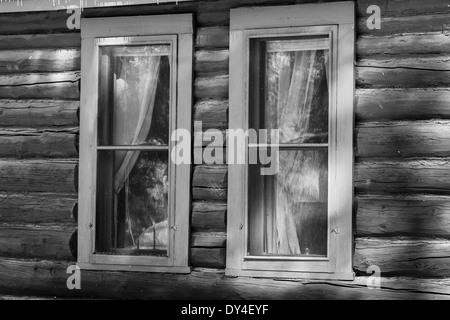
[96,150,169,256]
[98,45,171,146]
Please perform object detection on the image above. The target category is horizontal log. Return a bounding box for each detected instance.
[191,232,227,247]
[0,33,81,50]
[356,88,450,121]
[0,72,80,100]
[0,11,73,35]
[0,159,78,193]
[193,165,228,188]
[355,0,450,17]
[195,49,229,76]
[0,128,78,158]
[197,10,229,27]
[357,54,450,70]
[194,74,229,100]
[0,49,80,73]
[194,147,227,165]
[191,247,226,269]
[357,121,450,158]
[2,258,449,299]
[357,13,450,36]
[194,100,228,129]
[0,192,77,225]
[357,33,450,57]
[0,100,79,127]
[0,225,75,260]
[354,237,450,277]
[356,194,450,237]
[355,158,450,195]
[196,27,229,49]
[356,66,450,88]
[192,201,227,231]
[192,187,227,201]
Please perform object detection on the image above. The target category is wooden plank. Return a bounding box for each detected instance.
[357,13,450,36]
[0,192,77,225]
[0,225,75,260]
[357,121,450,158]
[194,100,228,129]
[195,49,229,76]
[0,257,449,299]
[191,248,226,268]
[192,232,227,247]
[356,66,450,88]
[193,165,228,188]
[356,0,450,17]
[194,74,229,100]
[0,72,80,100]
[357,55,450,70]
[356,194,450,237]
[0,33,81,50]
[356,158,450,195]
[196,27,229,48]
[0,159,78,193]
[0,128,78,158]
[354,237,450,277]
[0,100,79,127]
[357,33,450,56]
[356,89,450,121]
[0,11,75,34]
[192,201,227,231]
[0,49,80,73]
[192,187,227,201]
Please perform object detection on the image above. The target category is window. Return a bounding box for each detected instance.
[227,3,355,279]
[78,14,193,273]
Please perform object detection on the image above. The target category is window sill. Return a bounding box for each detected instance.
[77,262,191,274]
[225,269,355,281]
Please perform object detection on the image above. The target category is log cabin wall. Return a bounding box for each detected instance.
[0,0,450,299]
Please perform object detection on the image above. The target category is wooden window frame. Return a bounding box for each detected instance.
[78,14,193,273]
[227,2,355,280]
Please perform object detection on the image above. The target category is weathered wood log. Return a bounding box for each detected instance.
[356,66,450,88]
[0,72,80,100]
[193,165,228,188]
[0,11,73,35]
[192,232,227,247]
[357,121,450,158]
[192,201,227,231]
[357,55,450,70]
[0,128,78,158]
[196,27,229,48]
[0,225,76,260]
[0,49,80,73]
[191,248,226,268]
[357,13,450,36]
[193,187,227,201]
[356,194,450,237]
[355,158,450,195]
[354,237,450,277]
[0,33,81,50]
[357,33,450,57]
[0,100,79,127]
[356,88,450,121]
[195,49,229,76]
[0,192,77,225]
[194,147,227,165]
[0,159,78,193]
[2,257,449,299]
[194,74,229,100]
[355,0,450,17]
[197,10,229,27]
[194,100,228,129]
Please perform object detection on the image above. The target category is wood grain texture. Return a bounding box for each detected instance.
[194,74,229,100]
[0,225,75,260]
[356,121,450,158]
[356,0,450,17]
[196,27,229,48]
[0,33,81,50]
[356,194,450,237]
[354,237,450,277]
[0,159,78,193]
[0,11,74,35]
[0,49,80,73]
[0,192,77,225]
[192,232,227,247]
[193,165,228,188]
[195,49,229,75]
[194,100,228,129]
[355,158,450,195]
[192,201,227,231]
[193,187,227,201]
[0,128,78,158]
[191,247,226,268]
[356,89,450,121]
[0,257,449,299]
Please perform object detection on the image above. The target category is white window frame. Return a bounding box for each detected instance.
[78,14,193,273]
[227,2,355,280]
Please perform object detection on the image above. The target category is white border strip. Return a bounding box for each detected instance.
[0,0,195,13]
